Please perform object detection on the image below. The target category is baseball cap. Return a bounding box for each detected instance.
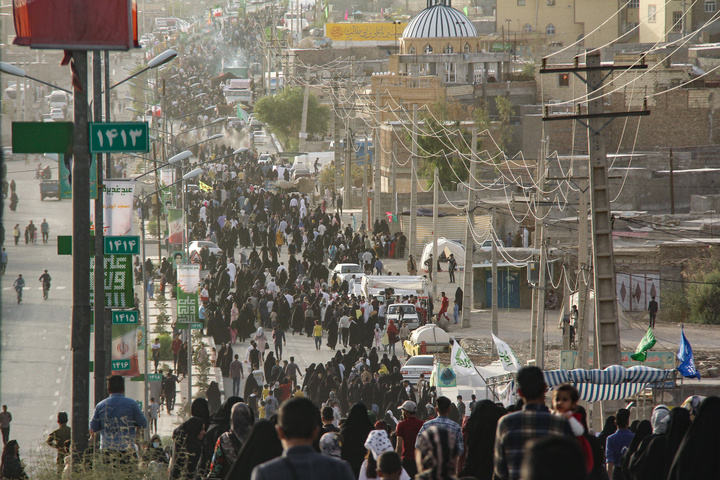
[400,401,417,413]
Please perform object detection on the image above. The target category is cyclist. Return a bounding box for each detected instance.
[13,274,25,304]
[39,270,52,300]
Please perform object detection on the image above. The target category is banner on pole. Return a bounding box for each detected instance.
[177,264,200,323]
[451,339,477,377]
[59,154,98,199]
[167,209,183,244]
[112,322,139,377]
[492,333,522,372]
[91,179,135,235]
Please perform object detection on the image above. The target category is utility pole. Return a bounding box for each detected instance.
[535,220,547,369]
[299,69,311,152]
[333,77,341,196]
[462,127,477,328]
[540,51,649,369]
[530,140,547,363]
[491,206,499,350]
[71,49,91,461]
[669,148,675,215]
[432,168,439,299]
[345,128,352,209]
[92,51,107,405]
[373,91,381,229]
[362,131,368,230]
[409,105,418,257]
[103,49,113,390]
[575,180,590,369]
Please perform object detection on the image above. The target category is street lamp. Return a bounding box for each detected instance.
[140,167,203,438]
[110,49,178,90]
[0,62,72,94]
[133,150,193,180]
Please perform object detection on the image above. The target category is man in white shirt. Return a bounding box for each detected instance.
[289,196,299,208]
[267,277,277,293]
[318,222,327,236]
[227,259,237,283]
[276,263,287,276]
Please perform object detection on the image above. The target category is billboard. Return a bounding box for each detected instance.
[177,264,200,323]
[13,0,139,50]
[325,23,406,41]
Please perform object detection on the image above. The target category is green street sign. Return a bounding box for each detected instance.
[89,122,149,153]
[136,400,143,410]
[112,310,138,324]
[104,235,140,255]
[12,122,73,154]
[111,359,131,371]
[147,373,162,382]
[190,322,203,330]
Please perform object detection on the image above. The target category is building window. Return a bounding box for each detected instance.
[517,0,525,5]
[558,73,569,86]
[628,0,639,7]
[672,11,682,31]
[648,5,656,22]
[706,0,717,12]
[546,23,556,35]
[424,44,433,54]
[444,44,453,53]
[409,47,416,54]
[523,23,533,32]
[464,42,471,53]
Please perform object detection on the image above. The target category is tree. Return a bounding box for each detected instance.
[688,270,720,324]
[254,87,330,150]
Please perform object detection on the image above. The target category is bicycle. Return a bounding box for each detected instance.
[13,274,25,304]
[39,270,51,300]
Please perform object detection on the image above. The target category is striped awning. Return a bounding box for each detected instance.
[544,365,674,402]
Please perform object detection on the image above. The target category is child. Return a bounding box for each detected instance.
[262,384,270,400]
[209,347,217,367]
[258,400,266,420]
[552,384,593,473]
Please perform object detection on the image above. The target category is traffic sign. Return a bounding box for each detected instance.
[104,235,140,255]
[147,373,162,381]
[112,310,138,324]
[190,322,203,330]
[111,359,131,371]
[12,122,74,154]
[89,122,149,153]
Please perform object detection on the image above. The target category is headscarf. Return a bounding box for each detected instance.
[320,432,343,458]
[256,327,264,337]
[597,415,616,454]
[668,396,720,480]
[460,400,505,480]
[192,398,210,424]
[170,417,205,479]
[364,429,394,459]
[681,395,704,418]
[341,403,375,478]
[227,420,283,480]
[230,403,252,443]
[416,426,459,480]
[622,419,652,478]
[651,405,670,434]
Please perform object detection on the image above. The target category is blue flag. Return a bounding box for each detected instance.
[677,326,701,380]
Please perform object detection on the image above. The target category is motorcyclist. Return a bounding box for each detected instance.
[13,274,25,304]
[39,270,51,300]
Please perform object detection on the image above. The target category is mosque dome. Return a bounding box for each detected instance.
[401,2,477,39]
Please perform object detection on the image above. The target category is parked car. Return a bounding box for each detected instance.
[331,263,365,283]
[291,167,312,180]
[386,303,421,330]
[258,153,272,164]
[188,240,222,259]
[480,238,504,251]
[253,131,267,144]
[400,355,434,385]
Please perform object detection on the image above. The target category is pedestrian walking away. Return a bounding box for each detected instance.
[0,406,11,444]
[648,296,658,329]
[41,219,49,244]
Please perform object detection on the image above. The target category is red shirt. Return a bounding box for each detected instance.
[396,416,424,459]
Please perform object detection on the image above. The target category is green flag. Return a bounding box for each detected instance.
[463,5,468,15]
[325,5,329,17]
[631,327,657,361]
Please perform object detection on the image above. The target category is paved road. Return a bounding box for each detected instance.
[1,159,75,456]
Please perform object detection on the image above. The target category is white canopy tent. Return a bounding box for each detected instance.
[420,238,465,271]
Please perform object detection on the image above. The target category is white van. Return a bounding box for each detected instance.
[48,91,69,111]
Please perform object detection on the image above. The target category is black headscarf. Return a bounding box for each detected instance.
[340,402,374,478]
[597,415,616,455]
[668,396,720,480]
[207,381,222,415]
[226,420,283,480]
[264,352,276,381]
[169,416,206,479]
[244,372,259,401]
[632,408,691,480]
[192,398,210,425]
[622,419,652,480]
[199,397,243,477]
[460,400,505,480]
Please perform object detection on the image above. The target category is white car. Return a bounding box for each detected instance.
[400,355,434,385]
[253,131,267,144]
[480,238,504,251]
[332,263,365,283]
[386,303,421,330]
[50,108,64,121]
[188,240,222,260]
[258,153,272,164]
